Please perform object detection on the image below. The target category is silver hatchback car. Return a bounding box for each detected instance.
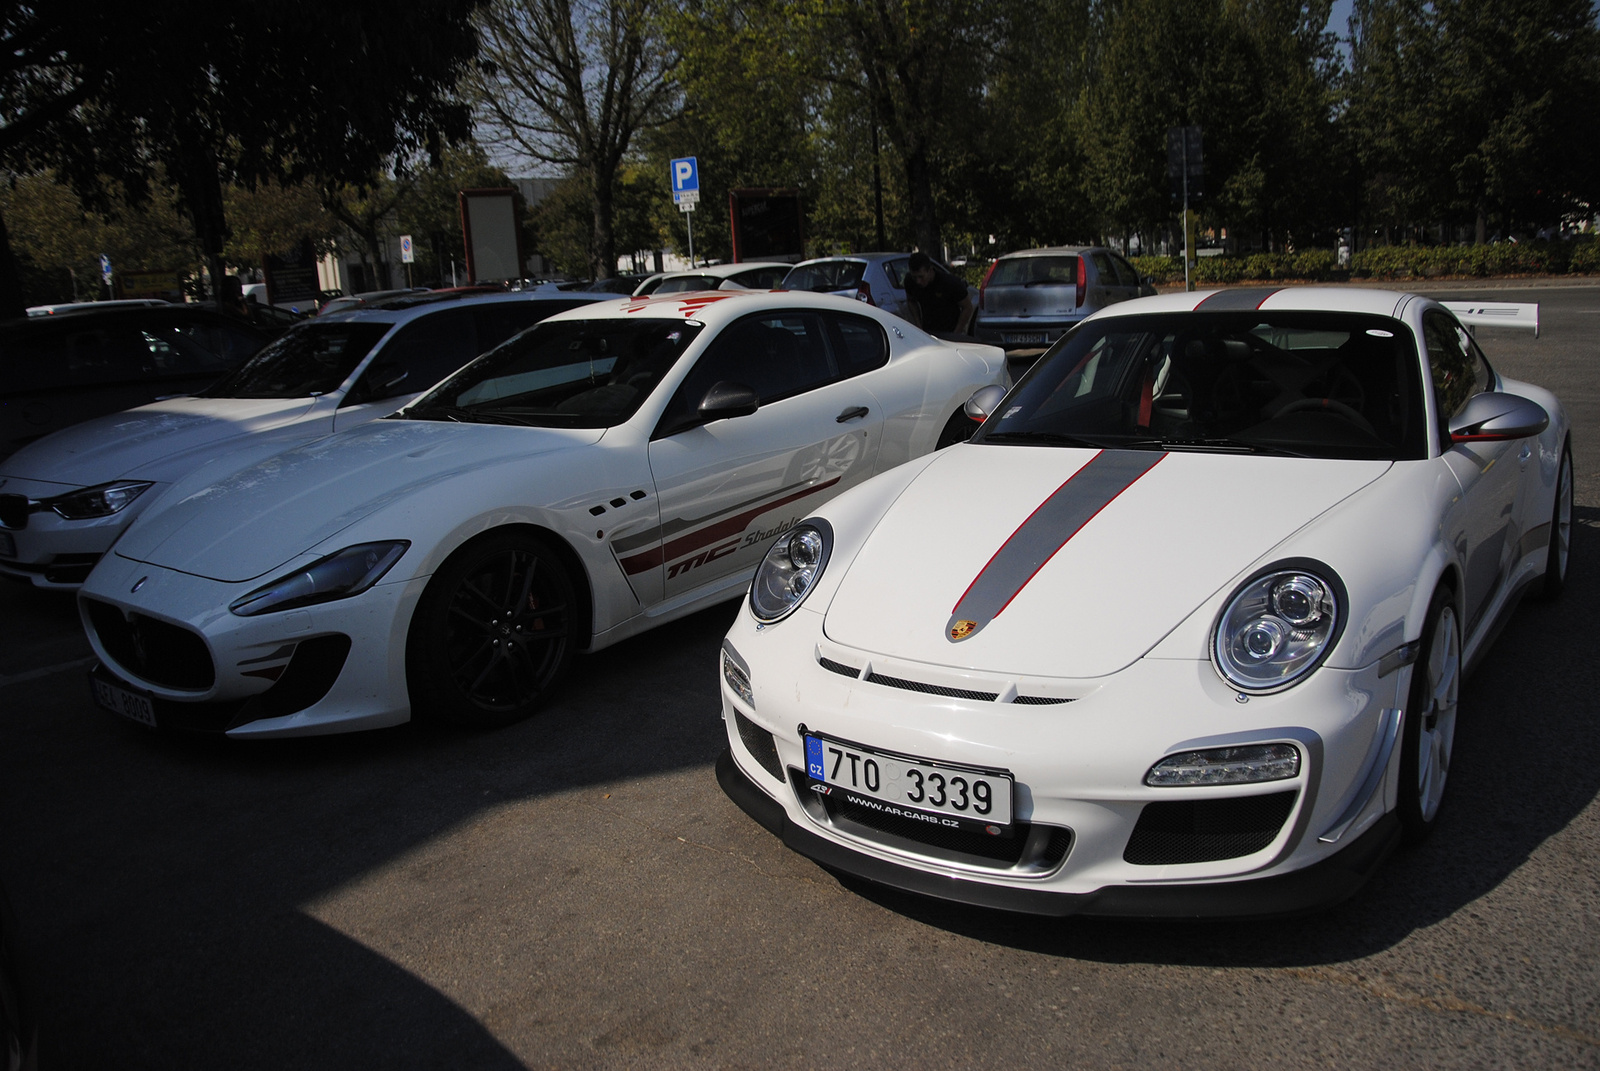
[973,246,1154,350]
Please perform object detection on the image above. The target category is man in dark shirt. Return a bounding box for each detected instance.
[903,252,974,334]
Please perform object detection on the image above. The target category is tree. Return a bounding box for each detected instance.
[468,0,680,278]
[0,1,488,318]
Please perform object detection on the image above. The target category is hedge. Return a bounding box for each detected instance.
[1120,238,1599,286]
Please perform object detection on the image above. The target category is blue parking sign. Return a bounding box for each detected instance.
[670,156,699,204]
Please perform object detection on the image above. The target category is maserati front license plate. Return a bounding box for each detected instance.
[92,675,156,728]
[804,733,1013,829]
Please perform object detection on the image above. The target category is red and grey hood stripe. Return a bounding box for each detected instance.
[946,450,1165,642]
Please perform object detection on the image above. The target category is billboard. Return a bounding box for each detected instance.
[728,188,804,262]
[459,188,525,283]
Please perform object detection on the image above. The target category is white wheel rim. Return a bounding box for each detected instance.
[1417,605,1460,822]
[1556,456,1573,580]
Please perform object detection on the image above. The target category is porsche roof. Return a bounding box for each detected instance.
[1092,286,1415,320]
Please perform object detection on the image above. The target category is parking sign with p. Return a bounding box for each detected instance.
[671,156,700,207]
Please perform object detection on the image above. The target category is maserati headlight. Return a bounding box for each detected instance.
[1212,562,1343,692]
[229,541,409,616]
[749,520,832,623]
[47,480,153,519]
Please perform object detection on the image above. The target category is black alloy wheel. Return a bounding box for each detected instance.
[406,530,577,729]
[1397,584,1460,844]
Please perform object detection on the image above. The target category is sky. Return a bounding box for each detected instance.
[1327,0,1355,38]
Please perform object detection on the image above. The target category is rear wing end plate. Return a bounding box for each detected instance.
[1441,301,1540,338]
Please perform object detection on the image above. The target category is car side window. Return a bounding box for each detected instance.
[1422,310,1483,428]
[64,327,153,385]
[141,328,231,376]
[1089,252,1116,286]
[658,312,838,434]
[1111,254,1141,289]
[826,312,889,378]
[883,258,911,289]
[346,309,479,405]
[474,301,582,353]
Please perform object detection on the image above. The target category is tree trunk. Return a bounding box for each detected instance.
[172,152,231,302]
[902,142,940,256]
[0,207,28,319]
[590,171,615,280]
[1475,205,1486,245]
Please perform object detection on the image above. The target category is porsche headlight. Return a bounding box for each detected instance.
[749,520,832,623]
[47,480,153,519]
[229,541,409,616]
[1212,563,1343,692]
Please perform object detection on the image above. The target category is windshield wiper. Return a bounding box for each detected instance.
[980,430,1107,448]
[401,404,480,423]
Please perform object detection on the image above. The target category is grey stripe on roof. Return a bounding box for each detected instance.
[1194,287,1284,311]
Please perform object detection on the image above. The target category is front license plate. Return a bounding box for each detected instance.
[92,676,156,728]
[1004,332,1047,344]
[0,531,14,558]
[804,733,1013,829]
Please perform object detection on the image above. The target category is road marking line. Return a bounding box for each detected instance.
[0,656,96,689]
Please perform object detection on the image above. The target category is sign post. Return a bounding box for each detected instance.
[400,234,414,287]
[1166,126,1203,292]
[99,253,113,296]
[670,156,700,267]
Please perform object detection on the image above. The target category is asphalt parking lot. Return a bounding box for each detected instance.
[2,282,1598,1069]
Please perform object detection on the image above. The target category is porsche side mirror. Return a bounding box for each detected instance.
[963,383,1008,422]
[698,381,760,421]
[1448,391,1549,444]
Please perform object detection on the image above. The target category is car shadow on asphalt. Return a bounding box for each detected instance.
[833,509,1600,968]
[0,595,741,1070]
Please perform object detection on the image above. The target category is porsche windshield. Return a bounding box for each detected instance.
[975,311,1429,460]
[200,322,390,398]
[403,318,703,427]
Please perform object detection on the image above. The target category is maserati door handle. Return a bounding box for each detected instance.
[836,406,870,423]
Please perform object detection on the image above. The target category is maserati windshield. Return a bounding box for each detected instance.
[403,319,703,428]
[975,311,1429,460]
[201,322,390,399]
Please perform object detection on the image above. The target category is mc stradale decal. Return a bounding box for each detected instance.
[614,478,840,577]
[946,450,1166,642]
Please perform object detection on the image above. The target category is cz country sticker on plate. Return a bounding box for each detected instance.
[804,731,1013,833]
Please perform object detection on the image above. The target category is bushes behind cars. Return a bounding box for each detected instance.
[1122,237,1600,286]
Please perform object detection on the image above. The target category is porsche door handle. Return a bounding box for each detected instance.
[836,406,870,423]
[1519,444,1533,466]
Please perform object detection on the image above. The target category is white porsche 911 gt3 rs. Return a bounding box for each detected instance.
[717,286,1568,918]
[76,291,1006,737]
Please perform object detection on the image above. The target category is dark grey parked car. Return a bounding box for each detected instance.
[0,305,271,460]
[973,246,1154,350]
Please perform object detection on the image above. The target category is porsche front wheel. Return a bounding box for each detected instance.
[1540,444,1572,598]
[406,530,576,729]
[1397,586,1460,843]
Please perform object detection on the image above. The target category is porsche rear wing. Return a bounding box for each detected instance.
[1441,301,1540,338]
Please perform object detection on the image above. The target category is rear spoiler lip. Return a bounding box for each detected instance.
[1441,300,1540,338]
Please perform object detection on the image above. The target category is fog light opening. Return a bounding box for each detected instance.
[1144,743,1300,787]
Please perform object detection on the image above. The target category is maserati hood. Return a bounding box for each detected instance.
[823,445,1390,678]
[0,396,321,487]
[114,419,603,582]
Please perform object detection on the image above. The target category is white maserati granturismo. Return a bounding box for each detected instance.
[716,287,1567,918]
[76,290,1006,737]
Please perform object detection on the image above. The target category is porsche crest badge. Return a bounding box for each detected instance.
[949,620,977,641]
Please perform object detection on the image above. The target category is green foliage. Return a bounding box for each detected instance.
[1127,241,1600,286]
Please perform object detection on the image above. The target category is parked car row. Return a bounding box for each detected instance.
[3,276,1566,924]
